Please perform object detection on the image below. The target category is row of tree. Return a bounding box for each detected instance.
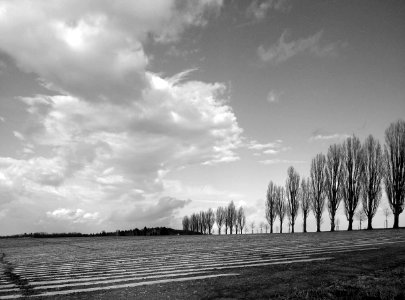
[182,201,246,234]
[265,120,404,232]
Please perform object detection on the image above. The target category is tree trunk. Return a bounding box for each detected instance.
[291,220,295,233]
[280,221,283,233]
[270,222,273,233]
[347,215,353,231]
[316,217,321,232]
[393,212,399,229]
[330,214,335,232]
[367,216,373,230]
[303,215,307,233]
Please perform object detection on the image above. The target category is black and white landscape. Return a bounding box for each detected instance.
[0,1,404,299]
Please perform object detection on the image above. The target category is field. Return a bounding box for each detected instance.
[0,229,404,299]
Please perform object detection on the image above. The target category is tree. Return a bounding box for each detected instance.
[224,206,229,234]
[259,222,264,233]
[300,178,311,233]
[355,210,366,230]
[250,221,255,234]
[182,216,190,232]
[200,211,207,234]
[311,153,326,232]
[276,186,286,233]
[264,224,268,233]
[384,120,405,229]
[286,166,300,233]
[237,206,246,234]
[362,135,384,230]
[383,207,391,228]
[206,208,215,234]
[265,181,277,233]
[190,213,199,232]
[325,144,344,232]
[227,201,237,234]
[216,206,225,234]
[342,135,364,231]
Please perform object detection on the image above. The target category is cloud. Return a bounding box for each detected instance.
[0,0,244,234]
[267,90,282,103]
[258,30,343,64]
[13,131,25,141]
[309,132,350,142]
[246,139,290,156]
[246,0,291,21]
[259,159,305,165]
[0,116,5,122]
[46,208,99,224]
[110,197,192,228]
[0,0,223,103]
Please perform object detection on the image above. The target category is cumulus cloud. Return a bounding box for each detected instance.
[110,197,192,228]
[258,30,343,64]
[0,0,245,234]
[0,0,223,103]
[246,0,291,21]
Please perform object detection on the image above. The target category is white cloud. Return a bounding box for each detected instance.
[260,159,305,165]
[0,116,5,122]
[246,139,290,156]
[46,208,99,224]
[0,0,223,103]
[267,90,282,103]
[13,131,25,141]
[246,0,291,21]
[258,30,343,64]
[309,133,350,142]
[0,0,245,234]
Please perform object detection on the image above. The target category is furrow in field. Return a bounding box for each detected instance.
[21,255,310,281]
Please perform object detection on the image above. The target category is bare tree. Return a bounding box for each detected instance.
[265,181,277,233]
[190,213,199,232]
[342,135,364,231]
[237,206,246,234]
[384,120,405,229]
[383,207,391,228]
[300,178,311,233]
[224,206,229,234]
[206,208,215,234]
[311,153,326,232]
[200,211,207,234]
[362,135,384,230]
[264,224,268,233]
[325,144,344,232]
[182,216,190,232]
[216,206,225,234]
[276,186,287,233]
[250,221,255,234]
[258,222,263,233]
[227,201,237,234]
[355,210,366,230]
[286,166,300,233]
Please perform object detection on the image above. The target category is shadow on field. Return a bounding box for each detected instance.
[0,253,36,297]
[199,245,405,300]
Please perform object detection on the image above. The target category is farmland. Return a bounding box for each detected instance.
[1,229,404,299]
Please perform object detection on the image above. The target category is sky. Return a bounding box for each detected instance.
[0,0,404,235]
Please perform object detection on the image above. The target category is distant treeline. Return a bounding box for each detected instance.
[0,227,201,238]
